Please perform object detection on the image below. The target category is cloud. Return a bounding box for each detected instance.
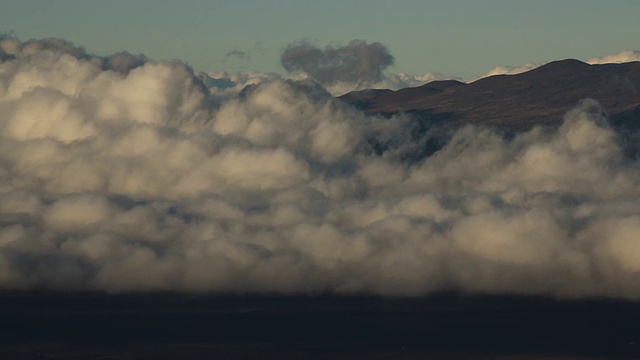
[473,49,640,82]
[322,71,463,96]
[203,48,640,100]
[3,37,640,299]
[280,39,395,87]
[588,50,640,64]
[200,70,283,103]
[225,49,251,62]
[104,51,147,73]
[204,39,461,96]
[201,69,462,97]
[475,62,543,80]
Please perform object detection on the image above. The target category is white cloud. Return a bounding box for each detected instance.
[473,49,640,82]
[474,63,543,81]
[2,37,640,298]
[588,50,640,64]
[194,48,640,100]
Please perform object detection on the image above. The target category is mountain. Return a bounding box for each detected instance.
[339,59,640,129]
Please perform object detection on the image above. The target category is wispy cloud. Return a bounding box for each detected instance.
[225,49,251,62]
[588,50,640,64]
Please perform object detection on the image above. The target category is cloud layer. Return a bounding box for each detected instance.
[2,36,640,298]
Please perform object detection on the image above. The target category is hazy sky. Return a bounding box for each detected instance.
[1,1,639,80]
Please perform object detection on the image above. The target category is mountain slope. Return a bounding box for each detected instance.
[340,60,640,129]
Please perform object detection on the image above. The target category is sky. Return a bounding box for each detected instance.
[0,0,638,79]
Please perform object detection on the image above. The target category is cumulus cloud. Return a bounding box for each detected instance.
[200,70,283,103]
[204,48,640,99]
[281,40,395,87]
[104,51,147,73]
[4,37,640,299]
[204,39,460,96]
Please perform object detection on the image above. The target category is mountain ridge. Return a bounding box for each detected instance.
[339,59,640,129]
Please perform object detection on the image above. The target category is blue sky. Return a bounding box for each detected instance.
[1,0,638,78]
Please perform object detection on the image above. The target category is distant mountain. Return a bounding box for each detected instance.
[340,59,640,129]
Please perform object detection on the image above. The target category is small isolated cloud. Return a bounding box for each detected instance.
[281,39,395,87]
[208,39,462,96]
[226,49,251,62]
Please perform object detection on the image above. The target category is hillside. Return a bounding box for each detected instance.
[340,60,640,129]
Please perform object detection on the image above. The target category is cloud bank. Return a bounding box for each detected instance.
[2,36,640,299]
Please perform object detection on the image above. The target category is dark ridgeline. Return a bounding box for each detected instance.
[340,59,640,130]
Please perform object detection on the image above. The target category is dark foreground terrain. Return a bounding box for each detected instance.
[1,291,639,359]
